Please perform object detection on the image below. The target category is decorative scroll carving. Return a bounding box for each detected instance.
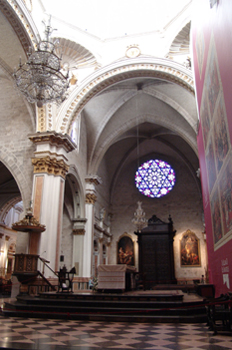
[47,104,53,130]
[37,106,46,132]
[12,208,46,233]
[126,44,141,58]
[14,253,39,273]
[31,156,69,179]
[85,193,97,204]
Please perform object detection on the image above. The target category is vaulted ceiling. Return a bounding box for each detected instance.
[0,0,198,209]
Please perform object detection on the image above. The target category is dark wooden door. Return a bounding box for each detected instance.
[136,215,176,289]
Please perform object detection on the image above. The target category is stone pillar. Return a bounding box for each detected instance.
[29,132,75,275]
[98,233,104,265]
[83,175,101,278]
[72,219,86,276]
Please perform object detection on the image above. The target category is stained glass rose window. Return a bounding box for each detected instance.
[135,159,175,198]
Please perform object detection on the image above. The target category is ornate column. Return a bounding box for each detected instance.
[29,132,75,275]
[83,175,101,278]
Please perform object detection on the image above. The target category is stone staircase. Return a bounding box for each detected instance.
[2,290,208,323]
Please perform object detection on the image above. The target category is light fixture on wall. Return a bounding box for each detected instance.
[13,17,69,107]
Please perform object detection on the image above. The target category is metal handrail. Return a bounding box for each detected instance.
[38,256,58,277]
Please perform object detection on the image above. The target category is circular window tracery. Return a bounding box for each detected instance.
[135,159,176,198]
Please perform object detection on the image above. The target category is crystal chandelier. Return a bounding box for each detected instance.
[13,19,69,107]
[132,201,147,232]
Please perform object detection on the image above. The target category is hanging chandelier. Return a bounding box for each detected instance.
[132,201,147,232]
[13,19,69,107]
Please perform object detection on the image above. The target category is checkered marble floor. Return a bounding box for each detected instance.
[0,315,232,350]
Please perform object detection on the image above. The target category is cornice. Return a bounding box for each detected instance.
[29,131,76,153]
[72,229,85,235]
[85,175,102,186]
[72,218,87,235]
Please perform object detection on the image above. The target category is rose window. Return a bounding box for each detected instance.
[135,159,176,198]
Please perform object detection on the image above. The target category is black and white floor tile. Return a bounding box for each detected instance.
[0,314,232,350]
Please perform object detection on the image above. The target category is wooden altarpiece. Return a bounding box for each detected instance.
[135,215,176,289]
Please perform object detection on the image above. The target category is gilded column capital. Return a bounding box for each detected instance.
[32,156,69,179]
[85,193,97,204]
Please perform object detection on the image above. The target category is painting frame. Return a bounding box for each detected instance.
[117,233,135,266]
[180,230,201,267]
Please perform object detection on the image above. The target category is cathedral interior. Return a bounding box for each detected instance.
[0,0,231,324]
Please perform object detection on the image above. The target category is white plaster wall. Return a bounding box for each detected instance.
[0,76,35,253]
[95,156,111,215]
[67,115,88,197]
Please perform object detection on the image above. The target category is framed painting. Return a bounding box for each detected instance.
[117,234,135,266]
[180,230,201,267]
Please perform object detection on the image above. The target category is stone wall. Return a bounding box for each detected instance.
[0,76,35,253]
[109,156,206,282]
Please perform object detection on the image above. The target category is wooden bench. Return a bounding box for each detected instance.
[205,293,232,335]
